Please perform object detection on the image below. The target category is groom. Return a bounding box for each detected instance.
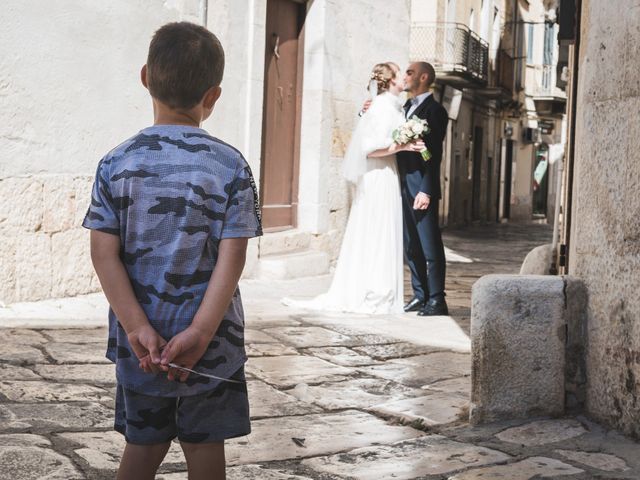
[397,62,449,316]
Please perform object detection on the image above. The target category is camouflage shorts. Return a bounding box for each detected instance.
[114,368,250,445]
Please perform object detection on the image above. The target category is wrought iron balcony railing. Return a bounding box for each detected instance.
[410,22,489,85]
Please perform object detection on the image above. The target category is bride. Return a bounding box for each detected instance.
[284,62,424,314]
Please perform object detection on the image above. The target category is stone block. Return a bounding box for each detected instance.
[43,176,77,233]
[73,176,94,227]
[15,233,52,302]
[519,243,553,275]
[565,276,588,412]
[0,177,43,233]
[0,236,17,305]
[241,237,259,279]
[255,250,330,280]
[258,229,312,257]
[470,275,566,425]
[50,228,97,297]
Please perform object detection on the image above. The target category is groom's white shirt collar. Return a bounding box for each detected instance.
[406,91,432,118]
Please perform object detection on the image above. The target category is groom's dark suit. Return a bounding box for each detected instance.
[397,94,449,304]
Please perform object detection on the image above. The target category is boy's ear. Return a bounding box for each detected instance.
[141,65,149,89]
[203,85,222,110]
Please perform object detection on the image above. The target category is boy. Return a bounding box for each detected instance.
[83,22,262,480]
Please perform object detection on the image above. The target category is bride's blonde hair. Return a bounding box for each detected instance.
[368,63,397,94]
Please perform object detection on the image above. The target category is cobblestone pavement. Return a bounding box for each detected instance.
[1,223,639,479]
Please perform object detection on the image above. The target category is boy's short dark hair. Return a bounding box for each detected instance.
[147,22,225,109]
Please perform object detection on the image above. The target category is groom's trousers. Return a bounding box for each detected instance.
[401,193,446,303]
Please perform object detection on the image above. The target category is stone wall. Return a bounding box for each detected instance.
[569,0,640,438]
[0,0,412,304]
[297,0,410,252]
[0,1,203,303]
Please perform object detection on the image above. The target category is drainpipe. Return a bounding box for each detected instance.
[200,0,208,28]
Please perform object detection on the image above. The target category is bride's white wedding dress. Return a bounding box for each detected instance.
[284,91,405,314]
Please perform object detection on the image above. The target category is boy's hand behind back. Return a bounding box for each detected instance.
[160,326,211,382]
[127,325,167,374]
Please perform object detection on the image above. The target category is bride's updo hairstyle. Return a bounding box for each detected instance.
[368,63,395,94]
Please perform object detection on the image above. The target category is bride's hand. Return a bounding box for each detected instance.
[401,140,425,152]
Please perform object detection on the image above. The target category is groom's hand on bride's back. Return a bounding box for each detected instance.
[358,100,372,116]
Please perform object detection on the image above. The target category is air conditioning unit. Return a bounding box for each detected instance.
[522,127,540,144]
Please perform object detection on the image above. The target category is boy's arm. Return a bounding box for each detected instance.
[90,230,166,369]
[160,237,248,381]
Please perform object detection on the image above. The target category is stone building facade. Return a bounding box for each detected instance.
[561,0,640,438]
[409,0,566,226]
[0,0,410,304]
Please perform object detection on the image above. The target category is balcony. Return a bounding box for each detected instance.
[410,22,489,88]
[530,64,567,116]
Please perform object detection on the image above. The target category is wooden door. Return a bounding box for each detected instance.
[260,0,305,231]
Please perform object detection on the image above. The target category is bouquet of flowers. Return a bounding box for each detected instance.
[392,115,431,161]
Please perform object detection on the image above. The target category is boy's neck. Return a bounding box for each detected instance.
[152,100,203,128]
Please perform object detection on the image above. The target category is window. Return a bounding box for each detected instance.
[469,8,475,30]
[527,23,535,64]
[543,22,554,65]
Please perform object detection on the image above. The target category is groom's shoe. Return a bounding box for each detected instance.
[418,298,449,316]
[403,297,424,313]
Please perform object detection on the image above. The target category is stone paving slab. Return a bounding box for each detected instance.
[286,378,423,410]
[555,449,631,473]
[0,330,48,345]
[246,355,352,388]
[226,410,424,465]
[0,434,83,480]
[246,342,299,357]
[245,328,281,343]
[44,342,110,364]
[158,465,314,479]
[368,391,469,427]
[353,342,447,360]
[359,352,470,387]
[248,380,322,418]
[39,328,105,344]
[301,434,511,479]
[0,344,46,364]
[301,315,472,352]
[448,456,584,479]
[263,326,352,348]
[422,376,471,396]
[495,419,588,446]
[34,363,115,384]
[0,402,112,432]
[304,346,380,367]
[0,381,111,403]
[0,364,41,380]
[57,430,185,471]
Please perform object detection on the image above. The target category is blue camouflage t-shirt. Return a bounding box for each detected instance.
[82,124,262,397]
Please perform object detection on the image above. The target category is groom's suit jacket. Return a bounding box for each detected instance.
[397,95,449,199]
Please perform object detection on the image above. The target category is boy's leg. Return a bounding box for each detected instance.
[114,384,178,479]
[180,441,225,480]
[117,442,172,480]
[176,368,250,480]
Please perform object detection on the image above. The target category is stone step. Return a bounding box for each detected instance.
[258,229,313,256]
[255,249,330,280]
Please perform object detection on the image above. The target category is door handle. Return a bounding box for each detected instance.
[273,35,281,60]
